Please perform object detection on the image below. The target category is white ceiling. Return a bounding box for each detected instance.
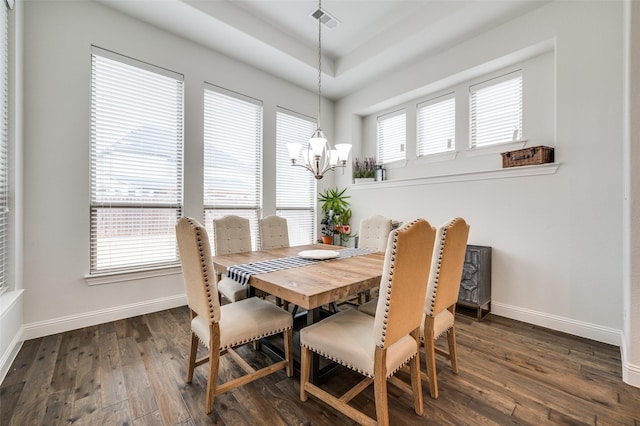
[98,0,549,100]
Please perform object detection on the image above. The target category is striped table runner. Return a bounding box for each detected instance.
[227,248,376,286]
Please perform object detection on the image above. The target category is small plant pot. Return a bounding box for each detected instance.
[321,236,333,245]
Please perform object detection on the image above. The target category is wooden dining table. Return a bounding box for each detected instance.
[211,243,385,382]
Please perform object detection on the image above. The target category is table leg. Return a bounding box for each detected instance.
[307,307,321,384]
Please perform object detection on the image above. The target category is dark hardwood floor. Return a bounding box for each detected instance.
[2,303,639,425]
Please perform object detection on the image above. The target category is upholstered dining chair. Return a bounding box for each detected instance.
[299,219,436,426]
[258,215,290,307]
[176,217,293,414]
[356,215,393,304]
[421,217,469,399]
[358,214,393,252]
[259,215,290,250]
[212,215,252,302]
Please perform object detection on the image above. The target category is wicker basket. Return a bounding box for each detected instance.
[501,146,554,168]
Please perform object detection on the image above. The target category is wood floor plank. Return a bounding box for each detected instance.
[8,334,62,426]
[74,326,101,402]
[138,338,191,425]
[118,336,157,420]
[41,389,74,425]
[101,399,133,425]
[98,331,127,408]
[0,338,40,388]
[2,307,639,425]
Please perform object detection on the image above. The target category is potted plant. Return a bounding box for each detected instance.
[318,187,353,245]
[353,157,377,183]
[320,210,336,244]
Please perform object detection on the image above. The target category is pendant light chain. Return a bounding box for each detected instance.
[285,0,351,179]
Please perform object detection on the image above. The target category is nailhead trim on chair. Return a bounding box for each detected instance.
[425,217,461,317]
[185,217,218,320]
[379,218,422,347]
[197,325,294,350]
[300,343,417,379]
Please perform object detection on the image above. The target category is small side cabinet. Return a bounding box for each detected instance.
[457,245,491,320]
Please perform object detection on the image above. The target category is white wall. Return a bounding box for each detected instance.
[19,1,332,337]
[335,1,623,345]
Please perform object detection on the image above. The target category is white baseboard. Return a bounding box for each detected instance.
[0,325,23,384]
[0,289,24,384]
[621,342,640,387]
[22,294,188,340]
[492,301,622,346]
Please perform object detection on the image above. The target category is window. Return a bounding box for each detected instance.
[470,71,523,147]
[276,109,316,245]
[204,85,262,248]
[0,1,8,294]
[377,110,406,164]
[417,94,455,156]
[90,48,184,275]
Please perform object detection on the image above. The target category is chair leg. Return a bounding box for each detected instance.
[300,346,310,401]
[205,345,220,415]
[186,331,198,383]
[409,333,424,416]
[373,363,389,425]
[284,328,293,377]
[424,337,438,399]
[447,325,459,374]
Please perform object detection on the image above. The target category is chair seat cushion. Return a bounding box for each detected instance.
[300,309,418,378]
[420,309,455,341]
[218,277,248,302]
[192,297,293,350]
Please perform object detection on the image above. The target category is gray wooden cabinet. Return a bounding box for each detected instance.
[457,245,491,320]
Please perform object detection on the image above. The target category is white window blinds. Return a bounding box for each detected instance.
[377,110,406,164]
[276,109,316,245]
[417,94,455,157]
[470,71,523,147]
[0,1,8,294]
[90,48,184,274]
[203,85,262,249]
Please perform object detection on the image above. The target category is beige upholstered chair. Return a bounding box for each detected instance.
[258,215,290,306]
[259,215,290,250]
[358,214,393,251]
[299,219,436,426]
[356,215,393,304]
[176,217,293,414]
[421,217,469,399]
[212,215,252,302]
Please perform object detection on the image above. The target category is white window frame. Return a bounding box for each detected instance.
[417,93,456,157]
[89,47,184,276]
[275,108,316,245]
[0,0,9,294]
[203,84,262,249]
[470,70,523,148]
[377,109,406,165]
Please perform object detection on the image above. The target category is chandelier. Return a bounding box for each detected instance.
[287,0,351,180]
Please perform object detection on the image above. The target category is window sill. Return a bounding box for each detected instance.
[85,265,182,286]
[349,162,560,190]
[414,151,457,165]
[465,139,529,157]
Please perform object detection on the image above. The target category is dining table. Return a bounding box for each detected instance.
[211,243,385,383]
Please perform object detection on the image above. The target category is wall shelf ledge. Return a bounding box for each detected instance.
[349,162,560,190]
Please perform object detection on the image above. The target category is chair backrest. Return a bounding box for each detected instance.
[212,215,252,255]
[259,215,290,250]
[176,217,221,324]
[373,218,436,348]
[424,218,470,317]
[358,215,393,252]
